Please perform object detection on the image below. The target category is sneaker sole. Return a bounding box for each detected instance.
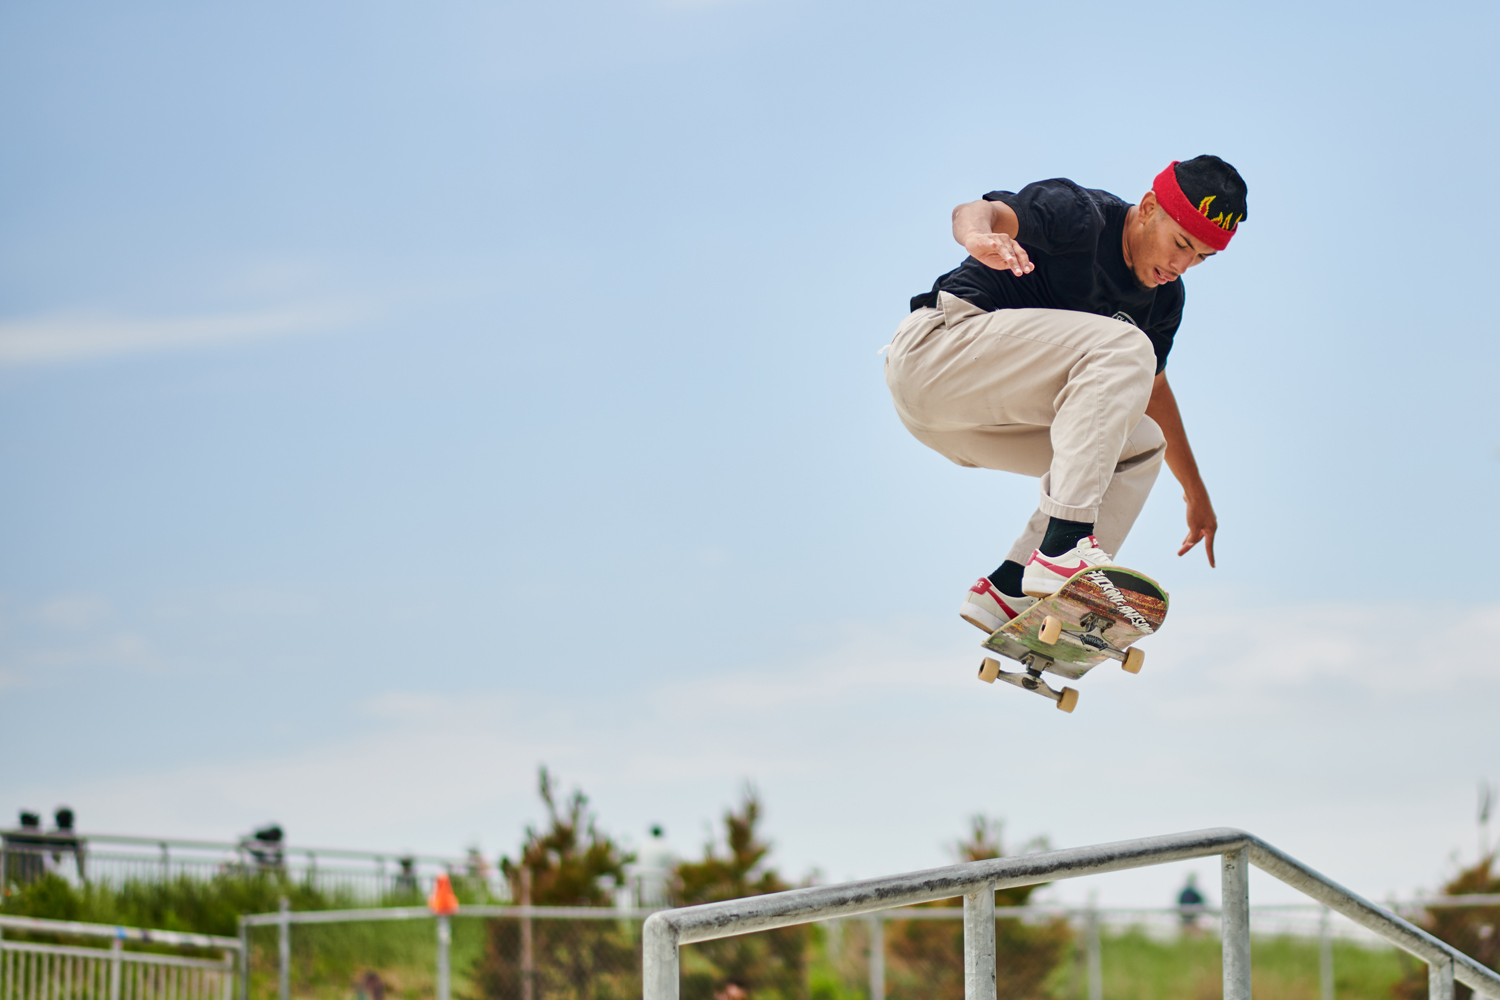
[960,601,1004,633]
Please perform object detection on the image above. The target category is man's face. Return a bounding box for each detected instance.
[1127,191,1218,288]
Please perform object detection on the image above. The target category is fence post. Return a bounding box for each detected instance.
[964,886,996,1000]
[867,914,884,1000]
[277,897,290,1000]
[435,916,451,1000]
[109,937,123,1000]
[642,914,679,1000]
[520,867,534,1000]
[1222,848,1252,1000]
[1429,957,1454,1000]
[238,917,250,1000]
[1085,898,1101,1000]
[1319,906,1334,1000]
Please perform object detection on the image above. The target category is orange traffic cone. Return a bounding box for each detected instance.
[428,873,460,915]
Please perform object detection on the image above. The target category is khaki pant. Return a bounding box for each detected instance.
[884,292,1166,564]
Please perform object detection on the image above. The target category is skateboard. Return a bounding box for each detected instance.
[977,567,1168,713]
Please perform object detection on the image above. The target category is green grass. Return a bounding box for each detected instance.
[247,918,491,1000]
[806,921,1405,1000]
[1046,928,1405,1000]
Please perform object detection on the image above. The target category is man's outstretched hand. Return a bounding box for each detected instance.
[964,231,1034,277]
[1178,491,1218,567]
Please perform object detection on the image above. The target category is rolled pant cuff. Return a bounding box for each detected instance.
[1038,496,1099,524]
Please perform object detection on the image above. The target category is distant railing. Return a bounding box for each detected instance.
[0,830,493,902]
[642,827,1500,1000]
[0,915,240,1000]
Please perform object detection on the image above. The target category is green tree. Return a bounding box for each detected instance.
[673,787,805,1000]
[1394,855,1500,1000]
[472,767,637,1000]
[885,816,1071,1000]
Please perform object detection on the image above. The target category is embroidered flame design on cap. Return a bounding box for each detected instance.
[1194,195,1243,234]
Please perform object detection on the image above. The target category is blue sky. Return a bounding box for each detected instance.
[3,0,1499,909]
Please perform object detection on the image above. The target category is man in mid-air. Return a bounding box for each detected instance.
[883,156,1247,632]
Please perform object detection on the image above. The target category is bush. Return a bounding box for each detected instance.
[673,788,805,1000]
[470,767,637,1000]
[1,871,350,938]
[1393,856,1500,1000]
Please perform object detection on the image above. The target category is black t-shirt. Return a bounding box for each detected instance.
[913,178,1184,373]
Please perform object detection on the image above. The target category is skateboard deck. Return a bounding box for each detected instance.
[977,566,1168,713]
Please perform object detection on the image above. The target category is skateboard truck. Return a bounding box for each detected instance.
[1048,612,1146,674]
[977,653,1080,713]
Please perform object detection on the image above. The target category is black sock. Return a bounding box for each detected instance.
[987,561,1027,598]
[1039,517,1094,557]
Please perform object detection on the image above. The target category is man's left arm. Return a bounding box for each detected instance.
[1145,371,1217,567]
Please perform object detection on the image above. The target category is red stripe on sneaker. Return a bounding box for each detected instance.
[1028,553,1091,578]
[969,577,1027,620]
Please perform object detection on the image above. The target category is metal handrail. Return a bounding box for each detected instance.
[0,940,233,969]
[0,830,460,866]
[641,827,1500,1000]
[240,904,663,927]
[0,914,240,950]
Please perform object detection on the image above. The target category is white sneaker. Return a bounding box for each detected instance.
[1021,536,1114,597]
[960,577,1038,633]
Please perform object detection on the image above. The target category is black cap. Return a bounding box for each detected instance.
[1174,155,1248,230]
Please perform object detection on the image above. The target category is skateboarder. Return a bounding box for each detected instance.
[883,156,1247,633]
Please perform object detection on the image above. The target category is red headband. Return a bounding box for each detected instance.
[1152,161,1237,251]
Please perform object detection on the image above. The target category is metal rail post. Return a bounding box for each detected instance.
[277,897,290,1000]
[435,915,451,1000]
[1429,957,1455,1000]
[520,868,534,1000]
[1319,906,1334,1000]
[867,914,884,1000]
[109,937,123,1000]
[1222,848,1252,1000]
[964,887,996,1000]
[238,917,250,1000]
[642,914,679,1000]
[1085,898,1101,1000]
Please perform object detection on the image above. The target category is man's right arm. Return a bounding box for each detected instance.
[951,199,1033,277]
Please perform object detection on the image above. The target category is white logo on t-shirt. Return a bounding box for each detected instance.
[1111,311,1139,327]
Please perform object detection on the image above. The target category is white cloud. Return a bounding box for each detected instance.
[7,597,1498,905]
[32,594,114,631]
[0,302,370,366]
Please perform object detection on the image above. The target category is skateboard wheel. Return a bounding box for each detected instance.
[1056,687,1079,713]
[1122,647,1145,674]
[977,658,1000,684]
[1039,615,1063,645]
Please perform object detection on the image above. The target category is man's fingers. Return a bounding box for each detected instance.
[1177,530,1201,557]
[1001,238,1025,275]
[1204,529,1217,568]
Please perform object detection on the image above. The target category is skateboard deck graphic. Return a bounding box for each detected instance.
[978,567,1168,713]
